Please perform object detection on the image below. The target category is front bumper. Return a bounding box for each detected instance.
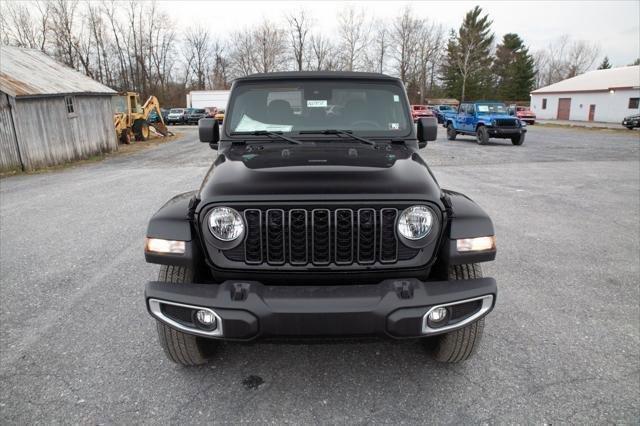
[488,127,526,137]
[145,277,497,340]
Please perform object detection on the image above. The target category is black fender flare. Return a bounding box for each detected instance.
[440,190,496,265]
[145,191,200,268]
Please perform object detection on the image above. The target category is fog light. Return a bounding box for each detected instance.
[195,310,217,329]
[429,307,448,322]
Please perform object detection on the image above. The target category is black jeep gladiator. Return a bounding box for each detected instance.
[144,72,497,366]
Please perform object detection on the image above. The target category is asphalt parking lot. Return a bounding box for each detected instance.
[1,125,638,423]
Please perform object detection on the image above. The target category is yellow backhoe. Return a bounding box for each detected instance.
[113,92,170,144]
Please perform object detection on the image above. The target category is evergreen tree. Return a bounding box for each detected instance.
[598,56,612,69]
[440,6,494,101]
[493,33,536,100]
[631,58,640,66]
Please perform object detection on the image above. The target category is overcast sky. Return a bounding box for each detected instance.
[163,0,639,67]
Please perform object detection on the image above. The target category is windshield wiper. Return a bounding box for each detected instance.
[230,130,303,145]
[299,129,376,146]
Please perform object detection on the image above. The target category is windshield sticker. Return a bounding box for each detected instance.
[477,105,489,112]
[235,115,293,132]
[307,100,327,108]
[393,95,400,102]
[389,123,400,130]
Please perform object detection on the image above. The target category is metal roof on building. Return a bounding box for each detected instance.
[0,45,116,98]
[531,65,640,94]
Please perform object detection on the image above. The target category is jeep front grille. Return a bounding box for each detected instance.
[495,118,518,128]
[227,207,418,266]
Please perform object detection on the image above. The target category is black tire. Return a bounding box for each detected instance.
[119,129,131,145]
[446,123,457,140]
[476,126,489,145]
[133,119,150,141]
[511,133,525,146]
[626,126,634,130]
[427,264,486,363]
[155,265,218,366]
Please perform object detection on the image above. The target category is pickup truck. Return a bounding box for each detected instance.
[444,101,526,145]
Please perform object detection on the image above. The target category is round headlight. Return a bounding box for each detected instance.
[208,207,244,241]
[398,205,433,240]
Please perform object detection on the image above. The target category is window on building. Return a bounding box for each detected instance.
[629,98,639,109]
[65,96,75,115]
[542,99,547,109]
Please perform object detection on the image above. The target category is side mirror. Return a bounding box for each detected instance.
[199,118,219,149]
[417,117,437,148]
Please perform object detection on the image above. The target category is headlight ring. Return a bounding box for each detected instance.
[397,205,434,241]
[208,207,245,241]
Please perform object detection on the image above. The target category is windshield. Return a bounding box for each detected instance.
[439,105,453,111]
[476,103,508,115]
[226,80,410,136]
[170,109,183,113]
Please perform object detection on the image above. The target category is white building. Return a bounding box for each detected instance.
[186,90,230,109]
[530,66,640,123]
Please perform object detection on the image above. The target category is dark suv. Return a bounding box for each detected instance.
[187,108,207,125]
[144,72,497,366]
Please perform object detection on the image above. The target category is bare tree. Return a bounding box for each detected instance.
[229,28,256,77]
[184,26,212,90]
[286,9,312,71]
[390,7,422,83]
[415,21,444,103]
[310,33,332,70]
[252,21,287,73]
[365,22,389,74]
[535,35,601,87]
[49,0,80,68]
[208,41,229,89]
[0,1,51,51]
[337,6,370,71]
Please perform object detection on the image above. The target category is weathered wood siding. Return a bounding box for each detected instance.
[0,93,21,172]
[7,95,117,171]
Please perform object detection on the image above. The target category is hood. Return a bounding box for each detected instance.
[197,142,442,204]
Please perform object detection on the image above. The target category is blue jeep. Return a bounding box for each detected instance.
[444,101,526,145]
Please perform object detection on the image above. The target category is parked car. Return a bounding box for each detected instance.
[144,71,497,366]
[432,104,456,124]
[214,108,225,124]
[444,101,526,145]
[622,114,640,129]
[166,108,188,125]
[148,108,168,124]
[186,108,207,124]
[411,105,434,122]
[513,106,536,125]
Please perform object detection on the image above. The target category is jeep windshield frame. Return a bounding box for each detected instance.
[223,77,413,140]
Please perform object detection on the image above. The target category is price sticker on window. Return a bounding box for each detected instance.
[307,100,327,108]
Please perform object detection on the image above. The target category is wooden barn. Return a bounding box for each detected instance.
[0,45,117,172]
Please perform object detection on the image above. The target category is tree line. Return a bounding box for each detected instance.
[2,1,626,107]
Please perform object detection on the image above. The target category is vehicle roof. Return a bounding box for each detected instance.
[234,71,401,83]
[468,100,506,104]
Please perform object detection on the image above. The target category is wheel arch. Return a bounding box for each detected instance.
[145,191,202,269]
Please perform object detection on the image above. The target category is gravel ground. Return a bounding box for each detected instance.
[1,125,638,424]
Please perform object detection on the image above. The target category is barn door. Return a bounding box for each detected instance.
[588,104,596,121]
[557,98,571,120]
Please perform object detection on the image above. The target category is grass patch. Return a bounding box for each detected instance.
[0,133,181,178]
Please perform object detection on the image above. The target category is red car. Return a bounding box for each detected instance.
[515,106,536,124]
[411,105,435,122]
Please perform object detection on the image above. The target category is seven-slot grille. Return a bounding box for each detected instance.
[494,118,518,128]
[235,207,409,266]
